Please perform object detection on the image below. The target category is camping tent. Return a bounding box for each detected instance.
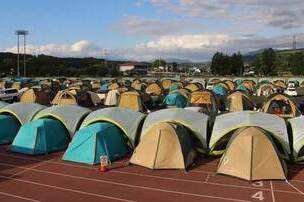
[11,119,70,154]
[118,91,144,112]
[212,84,228,96]
[130,122,196,170]
[161,79,172,90]
[80,107,145,147]
[33,105,91,138]
[260,93,300,118]
[51,90,77,106]
[141,108,209,153]
[273,80,287,89]
[223,80,235,91]
[188,90,219,117]
[63,122,130,164]
[227,91,254,112]
[146,83,162,96]
[20,88,51,105]
[104,89,120,106]
[185,83,201,92]
[77,91,102,107]
[0,103,46,125]
[257,84,275,96]
[0,115,20,144]
[163,93,188,108]
[288,116,304,162]
[217,127,287,181]
[209,111,290,158]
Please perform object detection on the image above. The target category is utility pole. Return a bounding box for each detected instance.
[293,35,297,50]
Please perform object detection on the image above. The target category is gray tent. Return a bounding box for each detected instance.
[0,103,46,125]
[288,116,304,162]
[141,108,209,153]
[80,107,146,147]
[209,111,289,158]
[33,105,91,138]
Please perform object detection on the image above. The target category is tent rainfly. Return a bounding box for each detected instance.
[33,105,91,138]
[80,107,146,147]
[209,111,290,158]
[288,116,304,162]
[141,108,209,153]
[217,127,287,181]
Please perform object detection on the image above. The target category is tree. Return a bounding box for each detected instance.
[261,48,276,75]
[152,59,166,69]
[231,52,244,76]
[289,52,304,75]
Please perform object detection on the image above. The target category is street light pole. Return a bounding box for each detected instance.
[15,30,28,77]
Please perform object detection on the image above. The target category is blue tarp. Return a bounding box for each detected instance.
[63,122,130,164]
[163,93,187,108]
[11,118,70,155]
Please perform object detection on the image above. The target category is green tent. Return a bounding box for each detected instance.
[0,115,20,144]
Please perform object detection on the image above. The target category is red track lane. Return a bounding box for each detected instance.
[0,146,304,202]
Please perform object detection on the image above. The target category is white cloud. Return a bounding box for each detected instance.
[4,40,103,58]
[138,33,229,49]
[2,33,304,62]
[112,15,201,36]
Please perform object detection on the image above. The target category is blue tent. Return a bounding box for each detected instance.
[63,122,130,165]
[11,119,70,155]
[163,93,187,108]
[100,83,109,91]
[236,84,250,93]
[0,115,20,144]
[212,85,228,96]
[235,79,243,86]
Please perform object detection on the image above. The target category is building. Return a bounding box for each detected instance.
[119,62,148,76]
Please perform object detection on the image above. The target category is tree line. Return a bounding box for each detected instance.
[0,53,121,77]
[211,52,244,76]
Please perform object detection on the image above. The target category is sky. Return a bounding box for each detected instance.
[1,0,304,62]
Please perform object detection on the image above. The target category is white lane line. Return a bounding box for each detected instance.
[0,163,249,202]
[270,181,275,202]
[1,154,303,197]
[0,191,41,202]
[286,180,304,196]
[0,175,135,202]
[9,159,55,178]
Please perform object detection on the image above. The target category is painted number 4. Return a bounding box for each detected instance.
[251,191,264,201]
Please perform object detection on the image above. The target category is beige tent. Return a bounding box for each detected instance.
[20,88,51,105]
[51,90,77,106]
[104,89,120,106]
[185,83,200,92]
[223,80,235,91]
[12,82,21,90]
[217,127,287,181]
[257,84,275,96]
[108,82,120,90]
[260,93,300,118]
[146,83,162,96]
[273,80,287,89]
[227,91,254,112]
[130,122,196,170]
[161,79,172,90]
[118,91,143,112]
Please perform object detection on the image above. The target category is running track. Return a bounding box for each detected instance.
[0,145,303,202]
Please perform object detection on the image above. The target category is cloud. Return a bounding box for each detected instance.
[112,15,202,36]
[148,0,304,30]
[138,33,229,49]
[4,40,103,58]
[3,33,304,62]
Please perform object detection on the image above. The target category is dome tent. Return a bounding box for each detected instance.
[130,122,196,170]
[209,111,290,159]
[63,122,130,165]
[10,105,91,155]
[217,127,287,181]
[11,119,69,155]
